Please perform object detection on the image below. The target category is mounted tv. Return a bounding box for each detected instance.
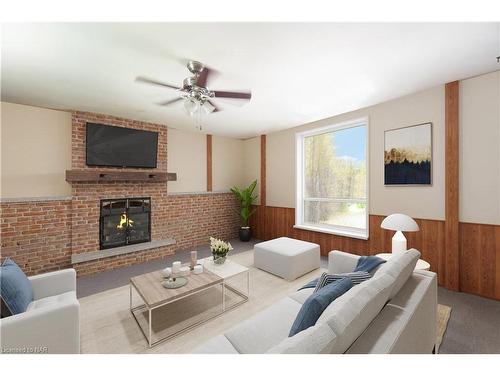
[86,123,158,168]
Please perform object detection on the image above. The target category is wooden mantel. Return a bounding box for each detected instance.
[65,169,177,183]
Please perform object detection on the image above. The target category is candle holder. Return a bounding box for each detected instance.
[190,250,198,270]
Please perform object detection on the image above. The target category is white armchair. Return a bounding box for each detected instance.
[0,268,80,354]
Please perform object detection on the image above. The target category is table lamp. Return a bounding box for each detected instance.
[381,213,419,255]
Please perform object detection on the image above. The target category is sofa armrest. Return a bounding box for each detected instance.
[29,268,76,300]
[0,299,80,354]
[328,250,360,274]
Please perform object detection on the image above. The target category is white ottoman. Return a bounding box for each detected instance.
[254,237,320,281]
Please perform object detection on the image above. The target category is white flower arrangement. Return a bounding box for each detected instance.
[209,236,233,256]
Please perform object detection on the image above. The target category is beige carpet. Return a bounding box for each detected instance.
[79,250,450,354]
[436,304,452,353]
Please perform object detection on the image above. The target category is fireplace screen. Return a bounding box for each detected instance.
[100,197,151,249]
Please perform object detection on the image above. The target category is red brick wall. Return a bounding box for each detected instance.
[0,199,72,276]
[166,193,240,251]
[0,111,240,277]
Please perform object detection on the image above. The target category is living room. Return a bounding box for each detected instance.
[1,2,500,373]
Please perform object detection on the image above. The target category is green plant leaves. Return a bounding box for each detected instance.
[231,179,258,226]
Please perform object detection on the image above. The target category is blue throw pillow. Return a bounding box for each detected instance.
[289,277,353,337]
[313,271,372,292]
[0,258,34,315]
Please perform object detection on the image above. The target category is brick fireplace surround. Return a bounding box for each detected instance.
[0,112,239,276]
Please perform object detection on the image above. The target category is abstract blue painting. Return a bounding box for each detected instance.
[384,123,432,185]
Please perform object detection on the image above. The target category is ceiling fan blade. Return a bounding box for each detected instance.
[135,76,181,90]
[196,67,209,87]
[157,97,183,106]
[213,90,251,100]
[196,66,221,88]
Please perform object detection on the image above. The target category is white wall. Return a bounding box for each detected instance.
[167,128,207,193]
[242,136,260,203]
[266,85,445,220]
[212,135,245,191]
[1,102,72,198]
[459,71,500,225]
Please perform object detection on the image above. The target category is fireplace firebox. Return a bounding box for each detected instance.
[100,197,151,249]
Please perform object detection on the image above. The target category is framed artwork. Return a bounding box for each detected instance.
[384,122,432,185]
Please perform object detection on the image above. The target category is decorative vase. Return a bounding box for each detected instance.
[239,227,251,242]
[213,253,227,264]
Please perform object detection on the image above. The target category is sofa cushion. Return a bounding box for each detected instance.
[267,323,338,354]
[374,249,420,299]
[0,258,34,315]
[224,297,302,353]
[316,273,395,353]
[26,291,76,311]
[289,278,353,337]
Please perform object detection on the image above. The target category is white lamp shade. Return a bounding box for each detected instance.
[184,99,199,115]
[380,213,419,232]
[201,101,215,114]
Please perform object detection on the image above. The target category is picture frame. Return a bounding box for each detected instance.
[384,122,432,186]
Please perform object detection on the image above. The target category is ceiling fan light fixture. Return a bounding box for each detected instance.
[201,101,215,114]
[184,99,199,116]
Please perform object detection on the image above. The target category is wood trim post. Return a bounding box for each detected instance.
[207,134,212,192]
[444,81,460,291]
[258,134,267,239]
[260,134,266,206]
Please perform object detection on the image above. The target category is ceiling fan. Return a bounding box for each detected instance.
[136,60,251,116]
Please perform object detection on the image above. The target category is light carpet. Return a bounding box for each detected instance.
[79,250,450,354]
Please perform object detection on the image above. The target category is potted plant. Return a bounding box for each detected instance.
[230,180,258,242]
[209,236,233,264]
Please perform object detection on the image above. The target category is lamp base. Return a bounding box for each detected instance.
[392,231,407,255]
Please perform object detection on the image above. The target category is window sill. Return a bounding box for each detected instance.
[293,224,368,240]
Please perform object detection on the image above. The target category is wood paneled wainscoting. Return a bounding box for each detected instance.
[250,205,500,300]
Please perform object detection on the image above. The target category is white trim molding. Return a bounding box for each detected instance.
[295,117,370,240]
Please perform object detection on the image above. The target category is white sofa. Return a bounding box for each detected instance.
[193,249,437,354]
[0,269,80,354]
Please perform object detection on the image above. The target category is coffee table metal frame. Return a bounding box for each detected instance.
[129,260,249,348]
[129,277,224,348]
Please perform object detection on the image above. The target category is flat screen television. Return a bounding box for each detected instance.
[86,123,158,168]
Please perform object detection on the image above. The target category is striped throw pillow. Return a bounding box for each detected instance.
[313,271,372,293]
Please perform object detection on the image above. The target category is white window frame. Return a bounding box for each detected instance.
[294,117,369,240]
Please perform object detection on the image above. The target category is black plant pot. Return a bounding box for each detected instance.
[239,227,252,242]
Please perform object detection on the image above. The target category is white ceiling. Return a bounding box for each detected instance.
[1,23,499,138]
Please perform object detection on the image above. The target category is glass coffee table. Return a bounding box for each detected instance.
[201,257,250,311]
[130,257,249,347]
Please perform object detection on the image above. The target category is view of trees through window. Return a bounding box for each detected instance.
[303,124,367,230]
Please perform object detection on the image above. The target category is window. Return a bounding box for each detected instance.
[295,118,369,239]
